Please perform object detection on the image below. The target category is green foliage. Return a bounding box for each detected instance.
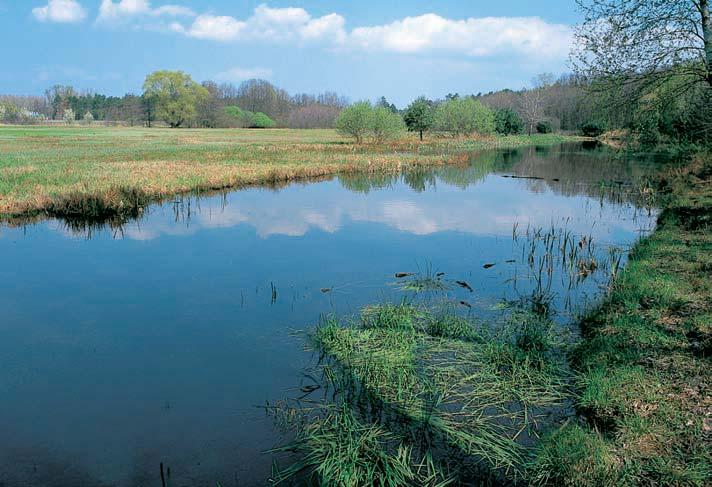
[529,424,621,486]
[250,112,276,128]
[142,70,209,128]
[433,98,496,136]
[581,121,606,137]
[536,120,553,134]
[336,102,405,143]
[335,101,373,143]
[404,97,434,140]
[494,108,524,135]
[371,106,406,142]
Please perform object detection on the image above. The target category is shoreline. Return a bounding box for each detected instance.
[0,127,577,222]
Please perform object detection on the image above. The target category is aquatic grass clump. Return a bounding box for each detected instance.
[268,403,454,486]
[277,304,572,484]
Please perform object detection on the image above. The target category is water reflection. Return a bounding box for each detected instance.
[0,143,659,487]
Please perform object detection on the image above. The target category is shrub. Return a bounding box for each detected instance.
[581,121,606,137]
[434,98,495,136]
[336,101,373,143]
[251,112,276,128]
[82,111,94,125]
[536,120,553,134]
[371,106,406,142]
[494,108,524,135]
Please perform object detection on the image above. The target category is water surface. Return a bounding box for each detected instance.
[0,144,658,486]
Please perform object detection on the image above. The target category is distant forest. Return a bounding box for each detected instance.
[0,74,598,133]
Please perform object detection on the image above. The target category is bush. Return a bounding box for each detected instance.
[433,98,495,136]
[536,120,553,134]
[251,112,276,128]
[371,106,405,142]
[581,121,606,137]
[494,108,524,135]
[336,101,373,143]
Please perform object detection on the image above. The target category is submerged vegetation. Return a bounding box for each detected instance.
[270,303,572,484]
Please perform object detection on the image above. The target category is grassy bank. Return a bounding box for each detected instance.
[531,154,711,485]
[0,126,574,220]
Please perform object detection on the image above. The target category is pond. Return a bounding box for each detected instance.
[0,143,659,486]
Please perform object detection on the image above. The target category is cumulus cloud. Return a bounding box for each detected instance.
[97,0,194,22]
[88,2,572,60]
[215,66,274,82]
[350,14,572,58]
[165,4,571,59]
[33,0,87,23]
[181,4,346,44]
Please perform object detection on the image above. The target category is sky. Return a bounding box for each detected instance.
[0,1,581,106]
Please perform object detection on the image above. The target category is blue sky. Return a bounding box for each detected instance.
[0,1,580,106]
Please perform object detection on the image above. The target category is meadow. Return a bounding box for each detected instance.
[0,126,573,220]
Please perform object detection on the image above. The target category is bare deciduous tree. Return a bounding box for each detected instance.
[573,0,712,98]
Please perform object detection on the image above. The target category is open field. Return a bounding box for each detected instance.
[0,126,575,219]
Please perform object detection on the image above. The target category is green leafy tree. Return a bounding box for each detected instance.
[335,102,373,143]
[494,108,524,135]
[581,121,606,137]
[536,120,553,134]
[434,98,495,136]
[142,71,210,128]
[251,112,277,128]
[404,97,434,140]
[372,107,405,142]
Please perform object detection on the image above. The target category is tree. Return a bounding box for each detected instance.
[376,96,398,113]
[404,97,434,140]
[63,108,75,124]
[142,71,209,128]
[251,112,277,128]
[82,111,94,125]
[494,108,524,135]
[371,106,405,142]
[434,98,495,136]
[574,0,712,97]
[536,120,553,134]
[336,102,373,143]
[519,89,545,136]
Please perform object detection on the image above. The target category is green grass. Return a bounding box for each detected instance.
[530,153,712,486]
[271,303,571,483]
[0,125,575,219]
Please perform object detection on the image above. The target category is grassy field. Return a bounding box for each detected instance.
[0,126,574,219]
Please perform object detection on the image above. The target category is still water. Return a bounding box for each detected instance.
[0,144,657,486]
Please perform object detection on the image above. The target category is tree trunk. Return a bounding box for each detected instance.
[702,0,712,86]
[419,130,423,141]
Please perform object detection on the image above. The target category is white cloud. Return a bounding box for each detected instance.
[98,0,194,22]
[350,14,572,58]
[215,66,273,82]
[91,2,572,61]
[182,5,346,44]
[33,0,87,23]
